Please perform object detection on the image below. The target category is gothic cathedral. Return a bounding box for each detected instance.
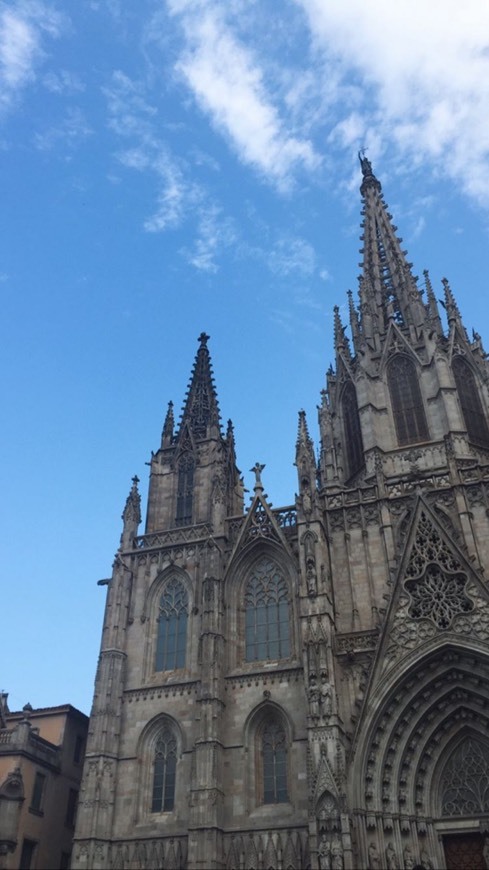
[73,159,489,870]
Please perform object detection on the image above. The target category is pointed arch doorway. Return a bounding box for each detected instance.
[436,735,489,870]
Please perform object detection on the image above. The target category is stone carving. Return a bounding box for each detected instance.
[385,842,398,870]
[420,849,433,869]
[319,674,333,718]
[308,675,320,719]
[403,845,415,870]
[368,842,380,869]
[318,833,331,869]
[331,836,343,870]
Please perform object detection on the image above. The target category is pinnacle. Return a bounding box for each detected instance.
[177,333,222,440]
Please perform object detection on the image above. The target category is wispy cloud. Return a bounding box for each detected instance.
[34,107,92,151]
[166,1,320,191]
[184,204,237,272]
[105,70,200,233]
[295,0,489,206]
[0,1,63,115]
[43,69,84,94]
[268,237,316,278]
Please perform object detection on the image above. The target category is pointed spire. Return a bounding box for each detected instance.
[122,475,141,526]
[161,400,174,448]
[178,333,221,440]
[358,155,425,334]
[121,475,141,547]
[423,269,443,336]
[333,305,351,359]
[296,410,317,506]
[296,410,314,459]
[347,289,361,350]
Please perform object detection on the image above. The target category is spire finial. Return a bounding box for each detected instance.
[122,475,141,526]
[199,332,210,345]
[250,462,265,492]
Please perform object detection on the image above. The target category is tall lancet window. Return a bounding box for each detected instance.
[453,356,489,448]
[342,381,364,479]
[388,355,429,445]
[175,453,194,526]
[262,718,288,804]
[244,559,290,662]
[155,578,188,671]
[151,727,177,812]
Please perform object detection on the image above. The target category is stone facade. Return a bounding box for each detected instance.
[73,158,489,870]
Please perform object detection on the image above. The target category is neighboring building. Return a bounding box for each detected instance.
[73,158,489,870]
[0,694,88,870]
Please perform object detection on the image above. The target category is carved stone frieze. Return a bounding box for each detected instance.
[335,630,379,656]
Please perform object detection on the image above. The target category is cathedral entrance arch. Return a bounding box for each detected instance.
[434,735,489,869]
[351,645,489,869]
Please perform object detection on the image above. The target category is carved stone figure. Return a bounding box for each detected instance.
[420,849,433,870]
[331,836,343,870]
[368,842,380,869]
[386,842,398,870]
[403,846,415,870]
[318,833,331,870]
[307,675,320,719]
[306,557,318,597]
[320,674,333,717]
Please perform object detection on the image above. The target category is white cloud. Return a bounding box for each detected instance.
[34,107,92,151]
[0,1,63,114]
[268,237,316,278]
[105,70,203,234]
[184,204,237,272]
[295,0,489,205]
[43,69,84,94]
[166,1,320,190]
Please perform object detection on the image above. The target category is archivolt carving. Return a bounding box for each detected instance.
[358,650,489,819]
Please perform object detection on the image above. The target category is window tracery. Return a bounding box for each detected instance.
[404,511,473,630]
[176,453,194,526]
[151,727,177,813]
[388,355,429,445]
[262,719,288,804]
[244,559,290,662]
[440,737,489,816]
[453,356,489,448]
[155,578,188,671]
[342,382,364,479]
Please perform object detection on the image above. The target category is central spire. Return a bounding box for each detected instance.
[178,332,221,439]
[357,153,426,335]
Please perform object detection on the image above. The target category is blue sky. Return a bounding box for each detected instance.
[2,0,489,715]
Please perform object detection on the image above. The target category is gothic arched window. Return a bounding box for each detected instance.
[155,578,188,671]
[388,355,429,445]
[244,559,290,662]
[453,356,489,448]
[440,736,489,816]
[151,727,177,812]
[342,381,364,478]
[175,453,194,526]
[262,718,288,804]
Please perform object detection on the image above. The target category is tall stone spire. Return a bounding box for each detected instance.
[358,152,425,334]
[177,332,221,440]
[161,400,174,448]
[121,475,141,548]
